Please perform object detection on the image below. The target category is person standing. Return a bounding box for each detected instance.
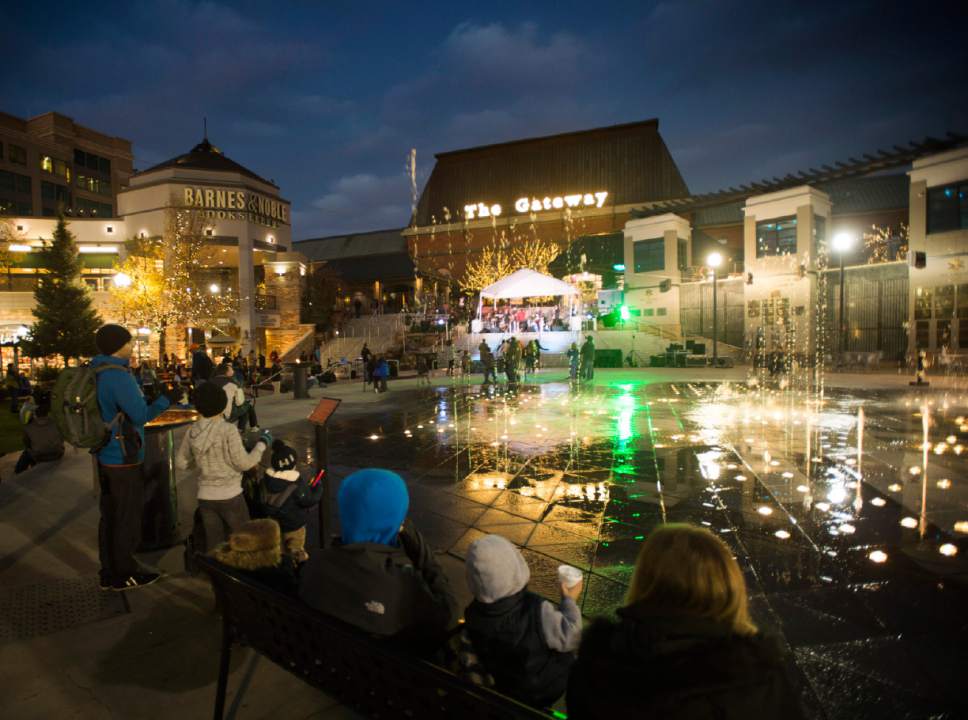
[361,343,372,384]
[93,324,181,591]
[567,342,580,382]
[580,335,596,382]
[190,343,213,387]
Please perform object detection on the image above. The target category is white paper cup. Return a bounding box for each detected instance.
[557,564,583,588]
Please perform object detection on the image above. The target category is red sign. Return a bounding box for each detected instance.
[308,397,341,426]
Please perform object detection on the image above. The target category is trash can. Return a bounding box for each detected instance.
[140,409,198,551]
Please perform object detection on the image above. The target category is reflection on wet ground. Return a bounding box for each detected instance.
[275,377,968,719]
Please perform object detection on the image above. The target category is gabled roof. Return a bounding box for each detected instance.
[295,228,406,262]
[414,119,689,227]
[135,137,276,187]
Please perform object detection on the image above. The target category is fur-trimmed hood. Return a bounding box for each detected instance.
[212,518,282,570]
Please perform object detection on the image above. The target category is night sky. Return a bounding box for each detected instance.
[4,1,966,238]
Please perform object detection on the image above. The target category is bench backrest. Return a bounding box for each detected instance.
[197,556,555,720]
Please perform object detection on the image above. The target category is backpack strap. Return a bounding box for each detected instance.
[93,363,134,453]
[265,480,300,509]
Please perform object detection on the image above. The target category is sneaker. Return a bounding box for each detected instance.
[111,572,162,591]
[249,426,260,433]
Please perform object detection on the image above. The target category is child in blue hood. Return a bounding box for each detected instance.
[298,469,458,647]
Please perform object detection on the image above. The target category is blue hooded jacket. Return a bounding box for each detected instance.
[337,469,409,546]
[92,354,170,465]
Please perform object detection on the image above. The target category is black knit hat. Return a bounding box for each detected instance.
[195,382,227,418]
[95,324,132,355]
[271,439,298,471]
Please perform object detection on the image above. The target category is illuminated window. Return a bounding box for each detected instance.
[927,181,968,234]
[633,238,664,272]
[40,155,54,173]
[756,216,797,257]
[76,174,110,196]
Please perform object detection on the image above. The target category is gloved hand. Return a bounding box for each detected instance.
[256,429,273,448]
[163,383,184,405]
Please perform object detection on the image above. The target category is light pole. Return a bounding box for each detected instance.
[707,252,723,366]
[832,233,853,356]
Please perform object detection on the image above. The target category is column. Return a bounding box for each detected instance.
[237,236,257,354]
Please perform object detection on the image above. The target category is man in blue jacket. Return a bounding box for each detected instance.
[93,324,181,591]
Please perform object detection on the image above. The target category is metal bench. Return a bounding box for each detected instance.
[197,555,555,720]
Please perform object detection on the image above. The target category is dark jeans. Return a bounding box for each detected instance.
[98,463,145,581]
[235,400,258,431]
[193,495,250,554]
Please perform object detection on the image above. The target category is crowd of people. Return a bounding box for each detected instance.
[7,322,804,715]
[479,305,572,334]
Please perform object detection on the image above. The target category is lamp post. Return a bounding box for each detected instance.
[832,233,853,356]
[707,252,723,366]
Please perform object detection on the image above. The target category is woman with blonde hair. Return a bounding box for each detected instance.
[566,524,803,719]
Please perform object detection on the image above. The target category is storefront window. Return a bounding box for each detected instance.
[916,320,930,348]
[914,287,932,319]
[938,320,952,349]
[677,237,688,271]
[935,285,955,318]
[756,216,797,257]
[927,181,968,234]
[633,238,664,273]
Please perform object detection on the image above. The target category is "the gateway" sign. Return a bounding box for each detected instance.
[463,191,608,220]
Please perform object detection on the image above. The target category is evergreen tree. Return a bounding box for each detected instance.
[22,217,101,364]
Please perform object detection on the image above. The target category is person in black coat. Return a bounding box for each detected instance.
[258,440,324,562]
[566,524,804,720]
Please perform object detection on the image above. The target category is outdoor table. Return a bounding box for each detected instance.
[140,407,199,550]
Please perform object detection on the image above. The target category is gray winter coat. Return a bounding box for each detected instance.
[175,416,266,500]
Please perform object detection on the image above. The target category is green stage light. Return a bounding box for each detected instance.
[619,304,631,321]
[613,263,625,271]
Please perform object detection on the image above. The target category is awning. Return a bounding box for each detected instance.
[479,269,579,299]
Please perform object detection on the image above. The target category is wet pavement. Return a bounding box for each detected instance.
[272,374,968,719]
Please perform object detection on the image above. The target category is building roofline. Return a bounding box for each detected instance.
[294,228,404,244]
[433,118,660,159]
[630,132,967,220]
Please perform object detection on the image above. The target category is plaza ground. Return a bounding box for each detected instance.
[2,367,967,719]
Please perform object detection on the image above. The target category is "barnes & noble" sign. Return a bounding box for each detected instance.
[183,187,290,227]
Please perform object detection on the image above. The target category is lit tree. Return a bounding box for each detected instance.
[460,243,514,292]
[511,237,561,275]
[110,206,239,355]
[21,217,101,364]
[864,222,908,264]
[460,236,561,292]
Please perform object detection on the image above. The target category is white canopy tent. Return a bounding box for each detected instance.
[475,269,581,333]
[479,268,580,299]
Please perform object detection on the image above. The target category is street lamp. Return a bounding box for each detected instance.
[707,252,723,366]
[832,232,853,355]
[113,272,132,288]
[209,283,220,294]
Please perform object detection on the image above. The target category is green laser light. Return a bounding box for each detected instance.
[620,304,631,321]
[613,263,626,271]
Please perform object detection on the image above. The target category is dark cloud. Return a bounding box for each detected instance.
[3,1,966,237]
